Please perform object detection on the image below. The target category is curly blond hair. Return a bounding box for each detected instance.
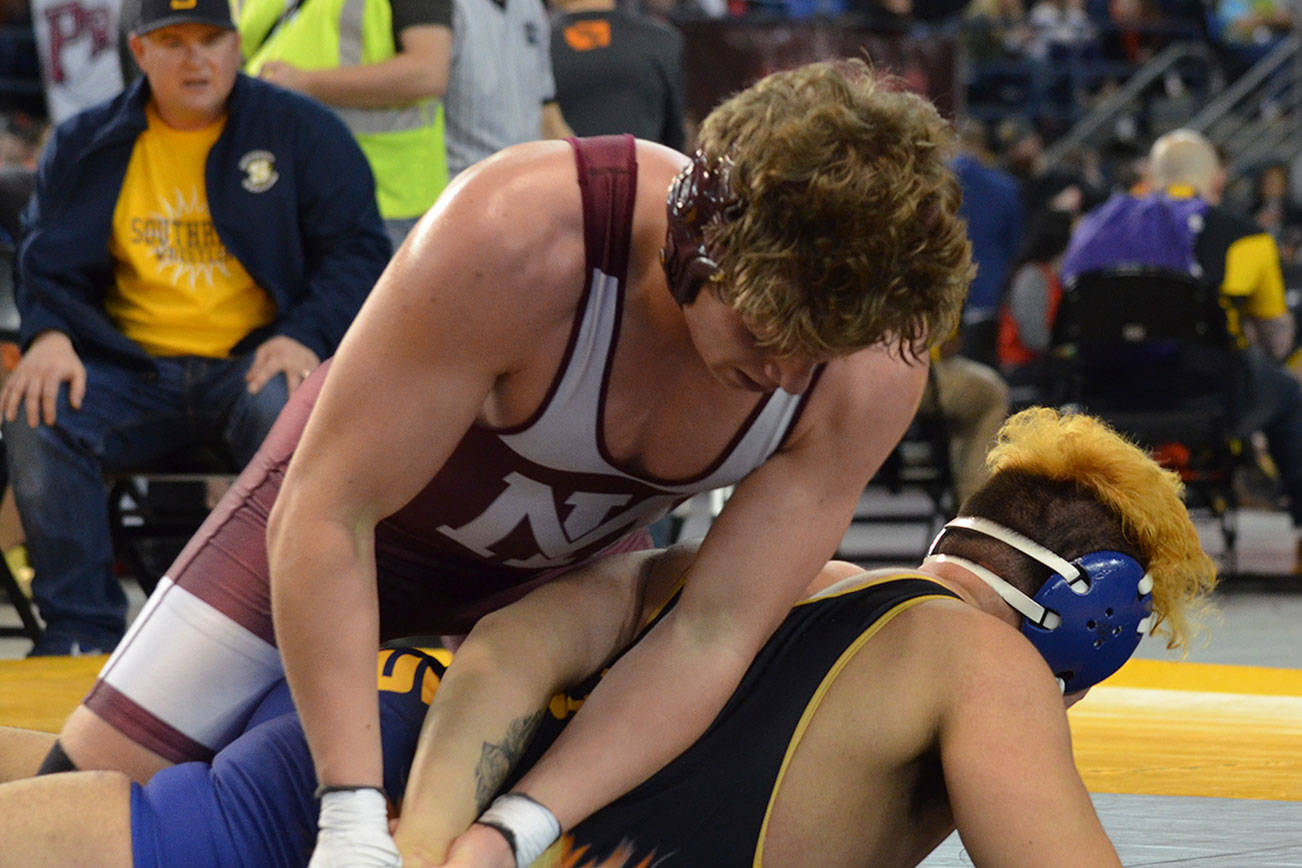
[695,58,972,360]
[947,408,1217,651]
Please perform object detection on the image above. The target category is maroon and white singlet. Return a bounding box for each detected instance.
[84,135,819,763]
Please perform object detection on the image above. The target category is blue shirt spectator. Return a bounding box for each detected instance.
[954,147,1025,364]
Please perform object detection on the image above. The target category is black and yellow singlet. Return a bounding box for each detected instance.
[518,573,960,868]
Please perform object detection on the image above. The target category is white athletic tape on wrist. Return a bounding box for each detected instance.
[318,787,390,825]
[478,793,561,868]
[313,788,400,868]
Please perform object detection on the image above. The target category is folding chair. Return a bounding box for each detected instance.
[107,461,227,596]
[1050,267,1241,569]
[0,239,40,640]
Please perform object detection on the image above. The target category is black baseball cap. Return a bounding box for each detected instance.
[134,0,236,35]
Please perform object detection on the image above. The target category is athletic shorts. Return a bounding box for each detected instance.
[129,649,444,867]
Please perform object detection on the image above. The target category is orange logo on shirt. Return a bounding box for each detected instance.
[564,20,611,51]
[170,0,197,8]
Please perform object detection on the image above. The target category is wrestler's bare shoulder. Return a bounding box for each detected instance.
[406,142,590,320]
[834,595,1066,753]
[629,140,691,253]
[759,596,977,866]
[784,346,929,449]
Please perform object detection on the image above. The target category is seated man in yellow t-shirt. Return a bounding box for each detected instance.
[0,0,391,655]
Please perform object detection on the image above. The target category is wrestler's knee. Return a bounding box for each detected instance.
[58,705,172,785]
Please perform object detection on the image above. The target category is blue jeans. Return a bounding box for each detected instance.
[2,354,288,648]
[1237,347,1302,526]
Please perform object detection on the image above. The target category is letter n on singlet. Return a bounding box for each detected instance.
[437,472,634,566]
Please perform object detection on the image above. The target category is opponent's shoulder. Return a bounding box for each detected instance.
[852,593,1055,713]
[614,9,684,44]
[909,598,1066,729]
[809,591,986,762]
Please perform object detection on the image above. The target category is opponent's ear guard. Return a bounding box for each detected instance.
[1022,550,1153,694]
[928,516,1154,694]
[660,151,745,306]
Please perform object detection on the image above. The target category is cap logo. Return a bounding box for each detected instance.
[239,150,279,194]
[170,0,197,8]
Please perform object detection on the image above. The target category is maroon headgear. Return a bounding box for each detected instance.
[659,150,746,306]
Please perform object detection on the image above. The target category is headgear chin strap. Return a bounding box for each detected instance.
[927,516,1154,694]
[660,150,745,306]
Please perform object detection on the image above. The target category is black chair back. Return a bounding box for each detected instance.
[1052,267,1239,446]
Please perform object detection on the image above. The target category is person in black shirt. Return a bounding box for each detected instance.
[550,0,686,152]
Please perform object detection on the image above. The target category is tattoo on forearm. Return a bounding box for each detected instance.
[474,709,544,810]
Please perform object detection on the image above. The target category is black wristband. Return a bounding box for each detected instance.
[313,784,387,800]
[476,819,519,866]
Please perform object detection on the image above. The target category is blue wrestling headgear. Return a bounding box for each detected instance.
[927,516,1154,694]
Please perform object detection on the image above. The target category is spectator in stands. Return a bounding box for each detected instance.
[953,119,1025,366]
[0,113,44,169]
[997,208,1074,399]
[31,0,127,124]
[239,0,452,248]
[551,0,686,152]
[1207,0,1293,75]
[0,0,390,656]
[1104,0,1206,62]
[1250,161,1302,262]
[1026,0,1097,66]
[0,113,41,244]
[921,333,1010,503]
[0,165,34,244]
[963,0,1031,63]
[443,0,571,177]
[999,118,1100,223]
[1061,129,1302,566]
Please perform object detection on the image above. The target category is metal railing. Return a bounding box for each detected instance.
[1042,40,1222,168]
[1188,34,1302,178]
[1043,33,1302,177]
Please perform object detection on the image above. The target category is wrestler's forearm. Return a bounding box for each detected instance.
[394,639,556,864]
[397,551,665,860]
[512,612,754,829]
[269,517,384,789]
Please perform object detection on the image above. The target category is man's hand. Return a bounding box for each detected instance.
[246,335,320,394]
[259,60,312,95]
[438,824,516,868]
[0,331,85,426]
[310,789,402,868]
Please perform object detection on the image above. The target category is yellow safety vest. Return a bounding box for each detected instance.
[239,0,448,219]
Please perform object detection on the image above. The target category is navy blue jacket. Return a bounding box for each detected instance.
[17,73,391,370]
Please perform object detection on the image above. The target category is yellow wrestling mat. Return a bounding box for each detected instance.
[0,655,107,733]
[2,656,1299,802]
[1069,658,1302,802]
